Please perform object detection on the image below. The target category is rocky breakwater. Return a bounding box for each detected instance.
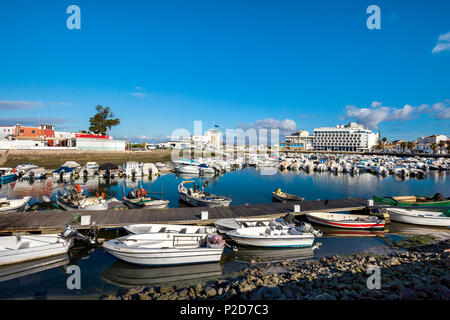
[102,240,449,300]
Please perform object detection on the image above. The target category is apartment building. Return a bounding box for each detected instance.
[313,122,379,152]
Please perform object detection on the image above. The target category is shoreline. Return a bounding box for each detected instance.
[0,149,172,168]
[102,236,450,300]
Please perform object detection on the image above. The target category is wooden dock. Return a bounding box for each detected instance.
[0,198,368,234]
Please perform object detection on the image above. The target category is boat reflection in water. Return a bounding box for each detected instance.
[319,226,388,238]
[232,243,322,264]
[102,261,222,287]
[0,253,70,283]
[388,221,449,235]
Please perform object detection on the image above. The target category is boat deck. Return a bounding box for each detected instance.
[0,198,368,234]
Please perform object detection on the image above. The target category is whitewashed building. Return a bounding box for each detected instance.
[280,130,314,151]
[313,122,379,152]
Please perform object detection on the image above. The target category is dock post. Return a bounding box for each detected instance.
[293,205,301,213]
[367,199,374,207]
[201,211,208,220]
[80,215,91,225]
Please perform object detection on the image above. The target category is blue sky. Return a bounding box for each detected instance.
[0,0,449,141]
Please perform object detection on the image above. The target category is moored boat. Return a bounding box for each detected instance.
[374,194,450,207]
[0,196,31,213]
[226,226,317,248]
[103,233,226,266]
[305,212,385,229]
[0,167,18,183]
[122,188,169,209]
[178,181,232,207]
[386,208,450,227]
[123,223,217,235]
[272,188,304,202]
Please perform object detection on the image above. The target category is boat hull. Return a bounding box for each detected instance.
[305,215,385,230]
[179,192,231,207]
[387,208,450,227]
[103,243,223,266]
[0,236,72,266]
[227,233,315,248]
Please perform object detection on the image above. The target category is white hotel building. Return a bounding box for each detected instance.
[313,122,379,152]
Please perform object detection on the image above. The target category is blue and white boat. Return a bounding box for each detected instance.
[0,168,17,183]
[52,166,75,180]
[227,226,317,248]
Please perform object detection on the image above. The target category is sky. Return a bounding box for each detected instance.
[0,0,449,142]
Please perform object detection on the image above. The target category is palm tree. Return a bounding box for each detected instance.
[431,143,439,154]
[407,142,416,152]
[400,142,408,152]
[438,140,446,154]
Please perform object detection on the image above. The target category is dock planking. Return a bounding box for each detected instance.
[0,198,368,234]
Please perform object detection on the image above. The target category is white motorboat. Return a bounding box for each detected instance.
[386,208,450,227]
[141,163,158,176]
[177,165,200,175]
[214,217,292,233]
[178,181,232,207]
[305,212,385,229]
[15,163,39,176]
[122,188,169,209]
[0,196,31,213]
[123,162,142,177]
[124,223,217,235]
[22,167,47,180]
[103,233,225,266]
[0,234,73,266]
[227,226,317,248]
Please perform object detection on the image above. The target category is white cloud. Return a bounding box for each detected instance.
[0,100,43,110]
[130,92,147,97]
[236,118,296,135]
[345,100,450,128]
[432,32,450,54]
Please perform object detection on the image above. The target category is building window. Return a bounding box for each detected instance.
[20,129,24,133]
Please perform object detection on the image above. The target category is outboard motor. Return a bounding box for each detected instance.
[433,193,444,201]
[282,213,296,224]
[59,226,95,245]
[298,222,323,238]
[128,190,136,199]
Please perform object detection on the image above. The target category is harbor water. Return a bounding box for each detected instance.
[0,167,449,299]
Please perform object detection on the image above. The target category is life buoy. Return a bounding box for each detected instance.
[74,184,81,193]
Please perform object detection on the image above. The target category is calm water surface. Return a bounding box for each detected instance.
[0,168,448,299]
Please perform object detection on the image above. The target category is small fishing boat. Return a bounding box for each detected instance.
[55,185,121,211]
[374,194,450,207]
[227,226,317,248]
[15,163,39,176]
[122,188,169,209]
[22,167,47,180]
[0,196,31,213]
[178,181,232,207]
[214,217,292,234]
[123,223,217,235]
[0,226,92,266]
[272,189,304,202]
[123,162,142,178]
[177,165,200,175]
[386,208,450,226]
[103,233,226,266]
[99,162,121,178]
[0,168,18,183]
[0,233,72,266]
[305,212,385,229]
[52,166,75,180]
